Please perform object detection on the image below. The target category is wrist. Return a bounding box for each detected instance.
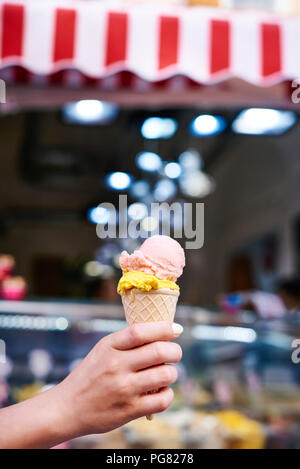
[43,381,80,446]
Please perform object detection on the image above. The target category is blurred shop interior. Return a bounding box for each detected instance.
[1,0,300,449]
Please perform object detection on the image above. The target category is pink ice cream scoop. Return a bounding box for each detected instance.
[119,235,185,281]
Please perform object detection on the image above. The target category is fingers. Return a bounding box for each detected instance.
[128,341,182,371]
[108,322,183,351]
[135,387,174,418]
[135,364,178,394]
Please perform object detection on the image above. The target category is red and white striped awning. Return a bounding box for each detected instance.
[1,0,300,87]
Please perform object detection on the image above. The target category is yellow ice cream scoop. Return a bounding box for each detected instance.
[117,271,179,295]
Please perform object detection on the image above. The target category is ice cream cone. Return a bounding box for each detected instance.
[121,288,179,326]
[118,235,185,421]
[121,287,180,420]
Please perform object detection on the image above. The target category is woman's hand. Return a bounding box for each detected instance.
[0,321,183,448]
[55,321,183,437]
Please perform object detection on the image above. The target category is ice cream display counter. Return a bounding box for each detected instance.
[1,299,300,449]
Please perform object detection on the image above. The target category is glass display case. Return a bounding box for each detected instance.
[1,299,300,449]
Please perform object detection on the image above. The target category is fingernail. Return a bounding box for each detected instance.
[172,323,184,337]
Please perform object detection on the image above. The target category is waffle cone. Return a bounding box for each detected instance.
[121,288,179,326]
[121,288,180,421]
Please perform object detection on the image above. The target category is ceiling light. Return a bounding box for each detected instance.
[63,100,118,125]
[178,149,202,171]
[232,108,297,135]
[180,171,215,198]
[130,180,151,198]
[87,207,111,224]
[136,152,162,172]
[191,114,226,137]
[153,179,177,201]
[164,162,182,179]
[106,172,132,191]
[141,117,178,139]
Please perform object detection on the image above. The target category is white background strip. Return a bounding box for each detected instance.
[282,17,300,81]
[231,14,261,84]
[179,9,210,83]
[23,2,55,74]
[127,6,159,81]
[75,4,107,77]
